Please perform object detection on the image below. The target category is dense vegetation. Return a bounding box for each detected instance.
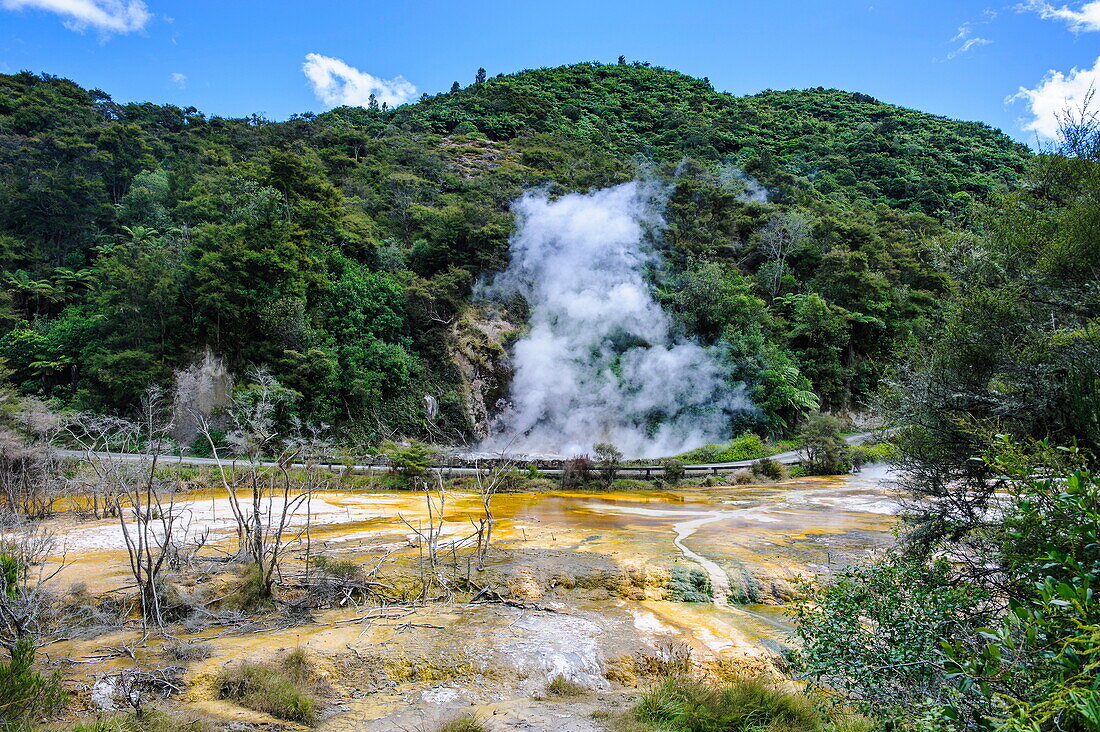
[0,61,1030,443]
[794,111,1100,730]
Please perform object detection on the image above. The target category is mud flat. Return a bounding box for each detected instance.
[44,465,900,730]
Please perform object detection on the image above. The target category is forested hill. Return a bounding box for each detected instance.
[381,63,1028,215]
[0,62,1031,445]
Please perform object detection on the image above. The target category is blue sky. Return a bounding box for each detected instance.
[1,1,1099,145]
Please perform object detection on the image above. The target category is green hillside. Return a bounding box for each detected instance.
[0,62,1032,442]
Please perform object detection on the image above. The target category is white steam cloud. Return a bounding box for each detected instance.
[480,182,751,459]
[302,53,416,109]
[1,0,149,33]
[717,164,769,202]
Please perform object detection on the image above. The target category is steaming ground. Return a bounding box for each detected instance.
[480,182,750,458]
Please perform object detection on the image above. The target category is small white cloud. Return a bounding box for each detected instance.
[1022,0,1100,32]
[1011,55,1100,138]
[302,53,416,109]
[170,72,186,88]
[1,0,150,34]
[948,36,993,59]
[947,23,992,58]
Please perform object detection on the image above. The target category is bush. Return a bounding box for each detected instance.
[593,442,623,485]
[380,440,435,478]
[634,677,823,732]
[188,430,226,458]
[846,442,897,471]
[0,638,68,730]
[219,563,272,612]
[792,557,988,722]
[435,716,488,732]
[798,414,850,475]
[668,566,712,602]
[544,674,588,697]
[560,455,593,488]
[662,458,686,486]
[216,649,321,723]
[678,432,768,463]
[161,640,212,662]
[310,555,367,604]
[751,457,787,480]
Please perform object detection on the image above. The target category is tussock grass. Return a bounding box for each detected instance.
[434,715,488,732]
[62,711,211,732]
[634,677,822,732]
[544,674,588,697]
[161,640,212,662]
[219,563,271,613]
[215,648,321,723]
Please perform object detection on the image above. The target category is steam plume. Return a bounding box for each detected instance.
[481,182,750,458]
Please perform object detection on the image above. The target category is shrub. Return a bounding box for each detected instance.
[662,458,686,486]
[188,430,226,458]
[792,557,988,722]
[751,456,787,480]
[544,674,588,697]
[677,432,770,464]
[730,468,755,484]
[798,414,850,475]
[219,563,272,612]
[634,677,823,732]
[161,640,213,662]
[0,637,68,730]
[380,440,435,478]
[435,716,488,732]
[668,566,712,602]
[310,555,367,604]
[593,442,623,485]
[216,649,320,723]
[560,455,593,488]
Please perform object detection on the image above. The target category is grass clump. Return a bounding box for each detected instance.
[634,677,822,731]
[544,674,588,697]
[215,649,321,723]
[63,711,210,732]
[434,715,488,732]
[219,564,272,613]
[161,640,213,662]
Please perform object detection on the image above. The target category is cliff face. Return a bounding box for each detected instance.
[448,306,520,440]
[170,349,233,447]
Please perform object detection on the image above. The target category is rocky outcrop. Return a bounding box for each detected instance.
[170,349,233,447]
[448,306,518,440]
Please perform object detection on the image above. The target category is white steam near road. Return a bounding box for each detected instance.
[480,182,750,458]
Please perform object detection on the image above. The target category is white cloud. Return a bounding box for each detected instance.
[170,72,186,88]
[945,22,992,60]
[302,53,416,109]
[1022,1,1100,31]
[1012,55,1100,138]
[948,33,993,59]
[1,0,150,33]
